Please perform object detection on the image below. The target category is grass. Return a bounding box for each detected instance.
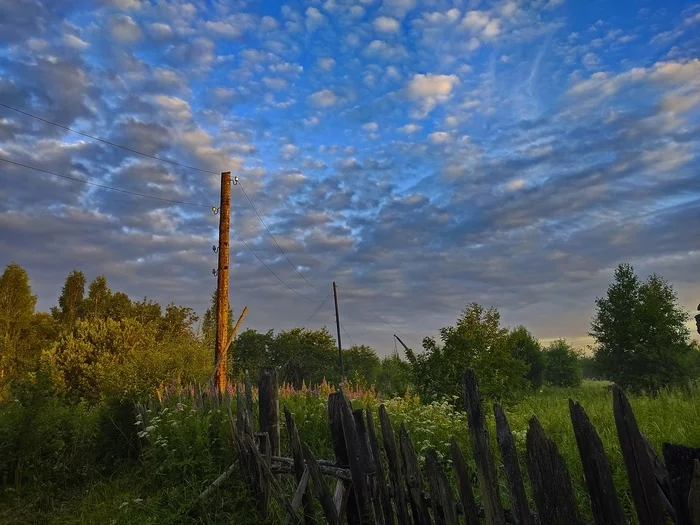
[1,380,699,524]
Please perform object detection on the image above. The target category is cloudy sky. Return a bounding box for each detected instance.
[1,0,699,355]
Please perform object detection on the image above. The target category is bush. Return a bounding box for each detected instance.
[543,339,582,387]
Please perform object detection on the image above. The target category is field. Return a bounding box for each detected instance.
[1,379,699,524]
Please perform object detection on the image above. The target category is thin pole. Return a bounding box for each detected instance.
[214,171,231,395]
[333,281,344,382]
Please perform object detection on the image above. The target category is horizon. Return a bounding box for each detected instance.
[1,0,699,356]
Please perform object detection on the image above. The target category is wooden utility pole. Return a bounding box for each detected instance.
[333,281,344,382]
[214,171,231,394]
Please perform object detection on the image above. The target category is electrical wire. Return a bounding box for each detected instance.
[306,292,333,323]
[0,157,213,209]
[340,321,355,348]
[230,227,317,303]
[0,102,219,175]
[237,181,319,292]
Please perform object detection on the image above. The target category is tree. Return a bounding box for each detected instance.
[269,327,338,387]
[590,263,693,392]
[231,328,274,382]
[0,263,38,384]
[543,339,582,387]
[406,303,529,406]
[51,270,86,328]
[377,350,412,397]
[506,325,545,388]
[83,276,113,321]
[342,344,381,387]
[131,297,162,326]
[159,302,198,340]
[107,292,132,322]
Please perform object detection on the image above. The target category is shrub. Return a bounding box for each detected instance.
[543,339,582,387]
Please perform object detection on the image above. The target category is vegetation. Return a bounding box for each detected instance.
[0,261,699,524]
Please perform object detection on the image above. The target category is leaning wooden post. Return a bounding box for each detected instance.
[494,403,533,525]
[569,399,627,525]
[612,384,666,525]
[379,404,411,525]
[285,407,317,525]
[259,368,280,457]
[329,392,361,525]
[463,369,505,525]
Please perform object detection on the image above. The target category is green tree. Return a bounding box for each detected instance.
[0,263,38,385]
[590,264,692,392]
[159,302,199,340]
[343,344,381,387]
[270,327,337,387]
[506,325,545,388]
[107,292,132,322]
[543,339,582,387]
[51,270,86,328]
[130,297,162,326]
[83,276,113,321]
[231,328,274,382]
[377,350,412,397]
[406,303,529,406]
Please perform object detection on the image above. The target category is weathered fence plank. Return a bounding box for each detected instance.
[366,406,395,525]
[463,369,505,525]
[328,392,361,525]
[689,460,700,525]
[525,416,580,525]
[302,442,339,525]
[353,409,384,525]
[494,403,533,525]
[664,443,700,525]
[450,438,480,525]
[569,399,627,525]
[258,431,272,516]
[399,424,432,525]
[612,384,667,525]
[259,368,280,457]
[284,467,310,525]
[237,383,252,438]
[340,394,375,524]
[244,369,253,415]
[642,434,676,521]
[284,407,317,525]
[425,449,459,525]
[379,404,411,525]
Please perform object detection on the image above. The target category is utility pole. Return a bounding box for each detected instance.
[214,171,231,395]
[333,281,344,382]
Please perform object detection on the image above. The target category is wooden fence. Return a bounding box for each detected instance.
[167,368,700,525]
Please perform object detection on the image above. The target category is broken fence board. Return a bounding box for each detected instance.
[302,442,340,525]
[612,384,667,525]
[284,407,317,525]
[366,406,395,525]
[425,449,459,525]
[379,404,412,525]
[399,424,432,525]
[450,438,480,525]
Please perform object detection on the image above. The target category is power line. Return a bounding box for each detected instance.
[230,227,317,303]
[238,181,319,291]
[306,291,333,323]
[0,157,212,209]
[0,102,219,175]
[340,322,355,348]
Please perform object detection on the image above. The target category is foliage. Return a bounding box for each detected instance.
[50,269,85,328]
[0,263,38,392]
[590,263,694,392]
[543,338,582,387]
[376,350,413,397]
[342,344,381,387]
[506,325,545,388]
[405,303,529,406]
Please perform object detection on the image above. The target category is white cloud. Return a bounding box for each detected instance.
[149,23,173,39]
[582,52,601,69]
[263,77,289,90]
[281,144,299,160]
[365,40,409,60]
[462,10,490,30]
[108,0,141,8]
[483,19,500,38]
[374,16,400,33]
[385,65,402,81]
[204,21,245,39]
[63,34,89,50]
[317,57,336,71]
[109,15,142,43]
[350,6,366,18]
[154,95,191,120]
[261,16,279,31]
[660,92,700,114]
[362,122,379,133]
[444,116,459,128]
[309,89,341,107]
[506,178,526,191]
[306,7,327,32]
[398,123,422,134]
[406,73,460,117]
[429,131,452,143]
[501,2,518,17]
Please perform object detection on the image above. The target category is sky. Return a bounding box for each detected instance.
[1,0,699,356]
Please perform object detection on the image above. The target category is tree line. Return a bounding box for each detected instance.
[0,262,698,407]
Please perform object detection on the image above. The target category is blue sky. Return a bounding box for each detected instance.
[1,0,699,353]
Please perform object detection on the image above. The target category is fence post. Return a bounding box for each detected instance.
[353,409,383,525]
[379,405,411,525]
[259,368,280,457]
[494,403,533,525]
[399,425,432,525]
[612,384,667,525]
[284,407,317,525]
[329,392,361,525]
[569,399,627,525]
[366,406,395,525]
[425,448,459,525]
[340,395,374,524]
[663,443,700,525]
[463,369,505,525]
[450,438,480,525]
